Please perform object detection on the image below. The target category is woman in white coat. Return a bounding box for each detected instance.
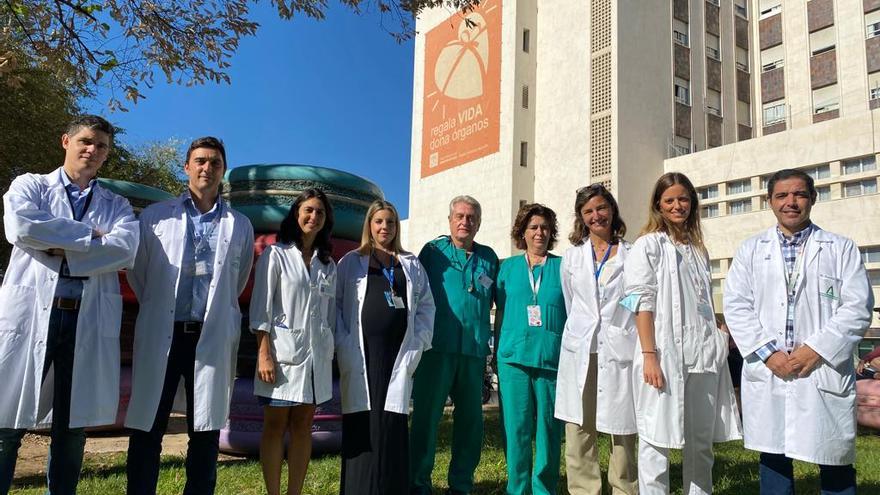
[623,172,740,495]
[335,200,435,495]
[250,189,337,495]
[555,184,638,495]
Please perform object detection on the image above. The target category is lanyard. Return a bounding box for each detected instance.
[525,253,544,304]
[372,250,397,295]
[783,238,809,297]
[189,207,221,254]
[591,241,612,281]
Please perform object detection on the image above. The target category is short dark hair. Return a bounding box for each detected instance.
[66,115,115,142]
[570,183,627,246]
[186,137,227,168]
[511,203,559,251]
[766,169,817,202]
[278,189,335,264]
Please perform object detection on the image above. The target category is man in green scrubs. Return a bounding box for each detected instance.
[410,196,499,495]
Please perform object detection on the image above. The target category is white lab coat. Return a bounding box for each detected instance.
[724,225,873,465]
[125,194,254,432]
[624,232,741,448]
[555,241,637,434]
[0,168,138,429]
[249,243,336,404]
[334,250,435,414]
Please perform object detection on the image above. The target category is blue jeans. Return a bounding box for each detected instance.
[760,452,856,494]
[0,307,87,495]
[126,329,220,495]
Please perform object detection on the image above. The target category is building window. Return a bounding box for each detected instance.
[707,89,722,117]
[761,175,770,190]
[674,30,690,47]
[701,204,720,218]
[672,136,691,156]
[842,156,877,174]
[710,259,723,274]
[861,246,880,264]
[871,87,880,101]
[760,196,769,210]
[699,185,719,200]
[810,27,836,56]
[711,278,723,292]
[735,0,748,18]
[727,179,752,195]
[522,29,530,53]
[729,199,752,215]
[519,199,528,208]
[761,44,784,72]
[844,179,878,197]
[520,141,528,167]
[760,2,781,19]
[812,84,839,115]
[522,85,529,109]
[869,269,880,286]
[817,186,831,202]
[803,164,831,180]
[763,102,786,126]
[706,34,721,61]
[674,78,690,105]
[736,47,749,72]
[867,10,880,39]
[707,0,719,6]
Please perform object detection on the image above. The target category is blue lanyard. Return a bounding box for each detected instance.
[591,242,613,281]
[372,250,397,295]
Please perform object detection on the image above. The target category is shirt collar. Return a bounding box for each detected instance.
[182,191,222,220]
[776,223,813,246]
[60,169,96,193]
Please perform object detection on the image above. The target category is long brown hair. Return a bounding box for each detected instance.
[356,200,406,255]
[640,172,704,249]
[569,184,627,246]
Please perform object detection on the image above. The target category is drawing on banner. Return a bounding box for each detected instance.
[421,1,501,178]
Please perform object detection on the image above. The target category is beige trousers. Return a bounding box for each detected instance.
[564,355,639,495]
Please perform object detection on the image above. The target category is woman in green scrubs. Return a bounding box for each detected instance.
[494,203,566,495]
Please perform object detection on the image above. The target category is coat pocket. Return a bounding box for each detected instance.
[0,284,36,335]
[813,363,854,397]
[603,325,637,364]
[273,326,308,365]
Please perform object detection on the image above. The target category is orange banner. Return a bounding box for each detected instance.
[420,1,501,178]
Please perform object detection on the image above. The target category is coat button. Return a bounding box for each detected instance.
[675,338,681,344]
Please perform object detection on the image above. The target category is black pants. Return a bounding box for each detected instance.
[127,329,220,495]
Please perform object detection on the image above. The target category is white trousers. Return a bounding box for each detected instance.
[638,372,717,495]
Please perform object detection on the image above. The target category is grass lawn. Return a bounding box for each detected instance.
[11,410,880,494]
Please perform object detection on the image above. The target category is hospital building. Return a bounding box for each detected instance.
[402,0,880,329]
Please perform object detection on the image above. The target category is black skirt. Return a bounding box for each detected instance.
[340,264,409,495]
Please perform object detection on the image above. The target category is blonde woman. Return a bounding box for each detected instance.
[335,200,435,495]
[623,172,741,494]
[555,184,638,495]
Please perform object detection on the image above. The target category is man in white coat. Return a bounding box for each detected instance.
[125,137,254,495]
[0,115,139,494]
[724,168,873,495]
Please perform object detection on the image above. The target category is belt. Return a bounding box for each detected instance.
[52,297,81,311]
[174,321,203,335]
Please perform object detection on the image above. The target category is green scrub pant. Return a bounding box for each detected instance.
[497,361,562,495]
[409,350,485,493]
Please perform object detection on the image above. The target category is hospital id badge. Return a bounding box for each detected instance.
[477,272,494,289]
[194,260,211,277]
[527,305,542,327]
[385,291,405,309]
[318,279,332,297]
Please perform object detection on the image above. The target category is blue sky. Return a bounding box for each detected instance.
[84,3,416,216]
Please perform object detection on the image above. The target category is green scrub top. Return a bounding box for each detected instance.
[418,236,500,357]
[496,254,566,371]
